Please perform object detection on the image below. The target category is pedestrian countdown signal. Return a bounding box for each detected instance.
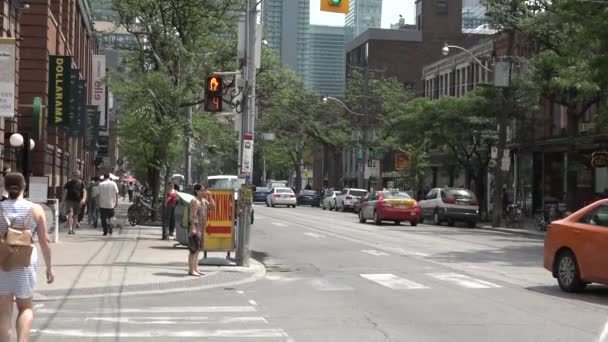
[320,0,349,13]
[205,76,223,113]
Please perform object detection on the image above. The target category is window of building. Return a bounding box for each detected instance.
[435,0,448,15]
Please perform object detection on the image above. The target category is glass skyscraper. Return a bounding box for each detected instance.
[344,0,382,43]
[303,25,345,97]
[262,0,310,78]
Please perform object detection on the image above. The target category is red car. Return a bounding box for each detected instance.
[358,190,420,226]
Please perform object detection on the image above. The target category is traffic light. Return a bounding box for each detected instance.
[205,76,223,113]
[320,0,349,14]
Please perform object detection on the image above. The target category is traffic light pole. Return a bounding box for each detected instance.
[236,0,257,267]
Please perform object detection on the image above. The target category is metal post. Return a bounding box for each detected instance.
[184,106,192,186]
[358,68,369,189]
[236,0,257,267]
[23,133,30,195]
[52,199,59,243]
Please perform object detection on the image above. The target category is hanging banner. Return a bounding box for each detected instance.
[0,38,16,117]
[67,70,79,136]
[78,79,87,135]
[85,105,99,150]
[92,55,107,129]
[48,56,72,126]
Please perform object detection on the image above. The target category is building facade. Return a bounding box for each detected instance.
[345,0,382,43]
[261,0,309,78]
[303,25,345,97]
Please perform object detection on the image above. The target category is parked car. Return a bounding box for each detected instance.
[544,199,608,293]
[418,188,479,227]
[266,187,297,208]
[253,187,270,203]
[322,191,341,211]
[297,190,321,207]
[358,190,420,226]
[266,180,288,189]
[335,188,368,212]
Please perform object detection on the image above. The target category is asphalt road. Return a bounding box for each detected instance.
[29,203,608,341]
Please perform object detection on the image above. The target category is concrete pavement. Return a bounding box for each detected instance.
[34,200,265,301]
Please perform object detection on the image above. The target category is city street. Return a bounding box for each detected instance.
[30,204,608,341]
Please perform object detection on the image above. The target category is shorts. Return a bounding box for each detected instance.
[64,200,81,216]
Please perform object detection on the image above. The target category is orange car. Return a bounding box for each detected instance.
[544,199,608,292]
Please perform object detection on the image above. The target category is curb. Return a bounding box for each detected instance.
[476,225,545,238]
[34,259,266,302]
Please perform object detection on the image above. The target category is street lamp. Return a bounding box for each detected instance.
[322,96,365,116]
[8,133,35,194]
[442,43,492,73]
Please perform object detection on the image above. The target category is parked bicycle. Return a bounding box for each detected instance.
[128,194,159,226]
[536,201,563,231]
[505,203,524,228]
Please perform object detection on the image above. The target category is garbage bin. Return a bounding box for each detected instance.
[174,191,195,247]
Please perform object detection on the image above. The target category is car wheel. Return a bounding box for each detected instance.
[271,201,276,208]
[410,220,418,226]
[266,201,270,207]
[292,205,297,208]
[447,218,455,227]
[358,210,366,223]
[374,211,382,225]
[467,220,476,228]
[394,221,401,225]
[322,203,326,210]
[555,250,587,293]
[433,210,441,225]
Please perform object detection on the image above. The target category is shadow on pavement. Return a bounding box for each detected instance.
[527,285,608,306]
[153,272,189,278]
[428,244,543,267]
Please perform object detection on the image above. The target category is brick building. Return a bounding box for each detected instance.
[1,0,100,199]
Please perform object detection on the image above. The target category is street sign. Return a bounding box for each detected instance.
[241,140,254,174]
[500,156,510,171]
[592,151,608,168]
[364,159,380,179]
[257,132,275,141]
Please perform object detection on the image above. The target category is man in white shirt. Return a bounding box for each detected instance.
[98,173,119,236]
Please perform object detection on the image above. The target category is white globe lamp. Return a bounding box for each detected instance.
[9,133,24,147]
[29,139,35,151]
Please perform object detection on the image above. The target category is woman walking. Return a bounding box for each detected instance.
[0,173,54,342]
[188,184,215,276]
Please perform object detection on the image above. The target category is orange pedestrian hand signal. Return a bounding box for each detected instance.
[206,76,223,95]
[209,77,219,92]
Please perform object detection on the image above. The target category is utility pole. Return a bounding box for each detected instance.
[357,68,369,189]
[236,0,257,267]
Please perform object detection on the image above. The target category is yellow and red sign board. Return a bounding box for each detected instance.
[204,189,235,251]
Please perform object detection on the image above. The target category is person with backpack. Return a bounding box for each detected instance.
[63,170,87,235]
[87,176,100,228]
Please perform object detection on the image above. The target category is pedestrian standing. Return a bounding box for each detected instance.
[0,172,54,342]
[87,177,100,228]
[98,174,119,236]
[188,184,215,276]
[165,183,178,238]
[128,182,134,202]
[63,170,87,235]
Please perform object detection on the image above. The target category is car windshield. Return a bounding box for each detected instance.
[383,191,411,199]
[301,190,316,195]
[276,188,292,194]
[350,190,367,197]
[446,189,476,200]
[207,178,236,189]
[255,187,269,193]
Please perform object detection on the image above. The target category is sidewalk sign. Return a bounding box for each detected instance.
[28,176,48,203]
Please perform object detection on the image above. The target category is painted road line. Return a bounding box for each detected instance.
[309,278,354,291]
[427,273,502,289]
[304,232,326,238]
[248,299,258,306]
[37,306,256,314]
[84,316,269,324]
[271,222,287,227]
[361,249,389,256]
[31,328,289,338]
[361,274,428,290]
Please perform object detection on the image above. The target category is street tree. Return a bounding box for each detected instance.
[111,0,244,216]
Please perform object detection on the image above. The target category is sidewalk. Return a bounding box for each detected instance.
[35,199,265,301]
[476,218,546,238]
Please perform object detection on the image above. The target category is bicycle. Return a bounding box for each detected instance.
[505,203,524,228]
[127,194,159,226]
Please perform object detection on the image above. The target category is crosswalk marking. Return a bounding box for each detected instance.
[427,273,502,288]
[83,316,268,324]
[37,306,256,314]
[304,232,325,238]
[31,328,289,338]
[362,249,389,256]
[361,274,428,290]
[271,222,287,227]
[309,278,354,291]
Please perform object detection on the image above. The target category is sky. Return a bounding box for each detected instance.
[309,0,416,28]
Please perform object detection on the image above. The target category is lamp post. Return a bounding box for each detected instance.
[442,42,512,227]
[9,132,35,194]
